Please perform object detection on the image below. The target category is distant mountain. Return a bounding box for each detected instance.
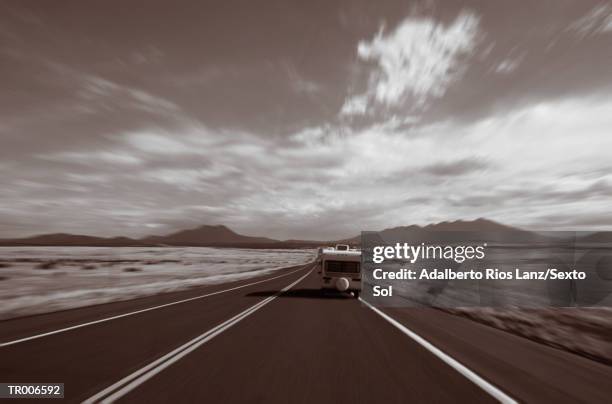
[0,233,142,246]
[346,218,536,245]
[141,225,277,246]
[0,225,278,247]
[375,218,521,234]
[422,218,521,232]
[0,218,535,247]
[577,232,612,244]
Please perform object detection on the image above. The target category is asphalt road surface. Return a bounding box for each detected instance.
[1,262,611,403]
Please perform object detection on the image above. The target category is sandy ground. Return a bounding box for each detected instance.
[0,246,314,320]
[447,307,612,365]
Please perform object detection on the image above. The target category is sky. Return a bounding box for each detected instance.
[1,0,612,240]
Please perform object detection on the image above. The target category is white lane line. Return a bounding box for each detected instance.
[359,298,517,404]
[83,269,312,404]
[0,264,312,348]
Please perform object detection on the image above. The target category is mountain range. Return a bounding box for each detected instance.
[0,218,552,248]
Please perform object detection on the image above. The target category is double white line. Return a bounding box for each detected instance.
[83,269,312,403]
[1,265,309,348]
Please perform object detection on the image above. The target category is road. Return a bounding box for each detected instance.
[1,262,611,403]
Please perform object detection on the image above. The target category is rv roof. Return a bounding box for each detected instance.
[321,248,361,257]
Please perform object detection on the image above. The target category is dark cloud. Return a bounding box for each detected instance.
[418,0,612,126]
[422,158,490,177]
[528,213,612,229]
[446,180,612,212]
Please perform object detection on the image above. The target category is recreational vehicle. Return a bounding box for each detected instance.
[317,245,361,298]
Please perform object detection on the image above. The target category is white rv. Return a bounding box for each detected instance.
[317,245,361,298]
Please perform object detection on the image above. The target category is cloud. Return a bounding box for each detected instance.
[283,63,321,95]
[124,131,202,155]
[422,158,490,177]
[568,4,612,37]
[494,58,521,74]
[39,151,142,166]
[341,11,480,116]
[3,93,612,238]
[3,2,612,239]
[340,94,368,116]
[80,76,180,115]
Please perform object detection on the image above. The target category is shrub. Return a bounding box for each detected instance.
[37,261,58,270]
[123,267,142,272]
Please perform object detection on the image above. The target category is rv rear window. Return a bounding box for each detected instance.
[325,260,360,273]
